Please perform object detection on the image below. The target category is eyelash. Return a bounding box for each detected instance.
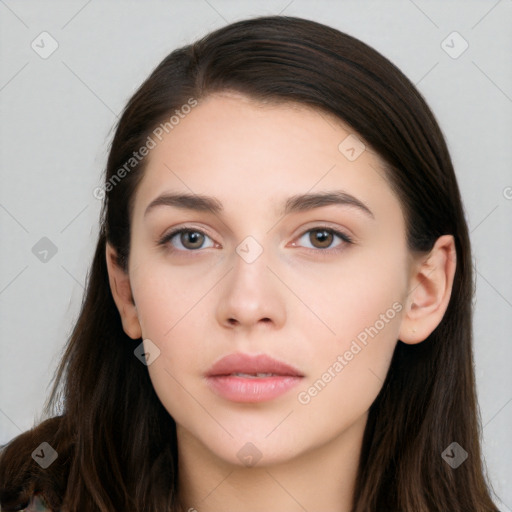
[157,226,354,257]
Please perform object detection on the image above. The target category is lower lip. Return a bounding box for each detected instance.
[206,375,303,403]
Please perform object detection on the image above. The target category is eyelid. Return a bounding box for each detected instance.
[293,221,354,241]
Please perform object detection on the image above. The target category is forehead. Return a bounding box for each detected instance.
[132,92,402,225]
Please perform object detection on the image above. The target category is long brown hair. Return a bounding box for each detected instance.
[0,15,500,512]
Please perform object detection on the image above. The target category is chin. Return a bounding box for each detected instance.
[201,428,305,468]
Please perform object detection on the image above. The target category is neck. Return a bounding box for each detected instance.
[177,412,367,512]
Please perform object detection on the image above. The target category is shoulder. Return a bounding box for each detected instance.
[16,492,54,511]
[0,416,72,512]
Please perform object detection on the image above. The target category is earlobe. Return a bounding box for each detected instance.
[399,234,457,344]
[105,242,142,340]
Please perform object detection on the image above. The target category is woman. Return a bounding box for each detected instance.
[0,14,500,512]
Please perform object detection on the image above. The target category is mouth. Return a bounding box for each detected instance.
[205,353,304,403]
[228,372,282,378]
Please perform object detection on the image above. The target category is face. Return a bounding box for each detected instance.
[122,92,413,467]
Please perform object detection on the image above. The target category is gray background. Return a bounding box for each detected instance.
[1,0,511,509]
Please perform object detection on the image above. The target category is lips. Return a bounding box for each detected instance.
[205,353,304,403]
[206,353,304,378]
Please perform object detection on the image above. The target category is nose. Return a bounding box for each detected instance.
[215,244,286,332]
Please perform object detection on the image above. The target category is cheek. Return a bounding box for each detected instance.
[292,247,406,349]
[291,290,403,445]
[137,294,203,425]
[130,265,210,403]
[136,306,202,387]
[292,249,406,409]
[132,260,211,338]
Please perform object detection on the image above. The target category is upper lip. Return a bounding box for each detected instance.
[206,353,304,377]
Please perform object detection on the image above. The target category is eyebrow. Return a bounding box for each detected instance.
[144,190,375,219]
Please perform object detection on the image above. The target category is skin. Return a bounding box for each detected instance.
[106,91,456,512]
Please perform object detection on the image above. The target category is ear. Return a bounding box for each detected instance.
[105,242,142,340]
[399,234,457,344]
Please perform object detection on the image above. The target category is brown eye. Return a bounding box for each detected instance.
[159,228,215,252]
[309,229,334,249]
[295,227,353,253]
[179,231,205,249]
